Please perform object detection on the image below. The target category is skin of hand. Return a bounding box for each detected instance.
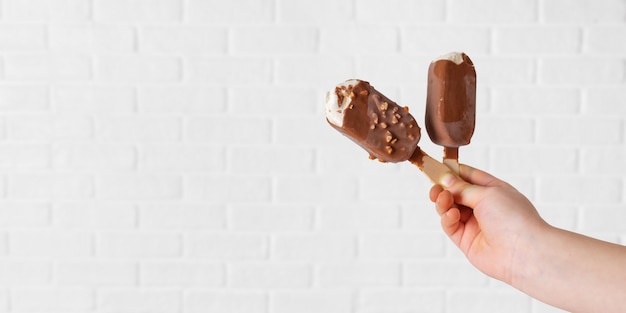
[429,164,549,284]
[430,164,626,313]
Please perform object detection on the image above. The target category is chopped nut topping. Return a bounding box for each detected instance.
[408,134,414,140]
[399,122,405,128]
[359,89,369,96]
[403,106,409,113]
[385,131,393,143]
[379,122,387,129]
[370,124,375,129]
[380,102,388,111]
[391,138,398,144]
[369,154,376,160]
[390,116,398,124]
[371,113,378,124]
[385,146,393,154]
[392,107,398,113]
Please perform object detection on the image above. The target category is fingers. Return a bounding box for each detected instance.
[440,207,461,237]
[429,185,443,203]
[458,164,506,188]
[435,189,454,216]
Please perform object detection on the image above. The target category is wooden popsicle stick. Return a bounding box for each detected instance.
[443,147,460,175]
[409,147,460,184]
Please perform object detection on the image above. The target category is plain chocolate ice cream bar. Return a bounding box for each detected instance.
[325,79,457,183]
[425,52,476,173]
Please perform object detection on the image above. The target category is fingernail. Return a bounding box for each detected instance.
[440,173,457,188]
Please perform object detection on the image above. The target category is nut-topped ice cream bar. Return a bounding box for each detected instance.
[325,79,457,183]
[325,79,420,163]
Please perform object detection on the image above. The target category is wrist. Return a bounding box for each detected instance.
[508,220,556,292]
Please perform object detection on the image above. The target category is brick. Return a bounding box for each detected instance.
[474,117,535,145]
[272,234,356,261]
[448,0,537,23]
[586,26,626,54]
[230,204,313,231]
[228,263,311,288]
[0,24,46,51]
[97,289,180,313]
[96,116,181,142]
[402,26,490,55]
[540,57,624,85]
[187,0,273,23]
[356,55,427,84]
[139,204,226,230]
[185,175,271,203]
[7,173,93,200]
[404,260,488,287]
[491,87,581,116]
[317,204,401,231]
[448,290,531,313]
[494,26,581,54]
[138,86,225,114]
[9,230,92,257]
[320,24,398,54]
[53,144,135,170]
[359,232,446,259]
[184,290,267,313]
[7,114,93,141]
[55,260,136,285]
[229,146,315,174]
[0,144,50,169]
[358,174,433,203]
[97,174,182,201]
[582,147,626,175]
[477,57,536,85]
[492,146,579,174]
[186,233,267,260]
[585,87,626,115]
[94,0,181,22]
[356,0,445,22]
[580,205,626,234]
[140,261,224,286]
[276,56,354,85]
[96,231,181,258]
[278,0,351,22]
[96,56,181,82]
[318,262,400,287]
[231,26,318,54]
[52,85,136,113]
[358,289,445,313]
[186,117,271,144]
[275,176,357,204]
[537,117,621,145]
[3,0,90,21]
[139,26,226,54]
[542,0,626,22]
[0,85,49,112]
[11,287,93,312]
[0,260,50,285]
[401,202,443,232]
[538,176,622,204]
[50,24,135,53]
[273,291,353,313]
[53,202,136,230]
[4,55,92,81]
[229,86,318,115]
[0,202,49,227]
[139,145,225,172]
[275,116,342,145]
[186,57,272,84]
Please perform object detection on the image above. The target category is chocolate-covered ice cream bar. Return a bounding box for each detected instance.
[425,52,476,173]
[325,79,457,183]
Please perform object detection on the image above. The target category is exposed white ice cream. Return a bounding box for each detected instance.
[324,79,358,127]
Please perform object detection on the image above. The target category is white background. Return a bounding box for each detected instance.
[0,0,625,312]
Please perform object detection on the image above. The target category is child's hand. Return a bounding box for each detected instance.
[429,164,548,284]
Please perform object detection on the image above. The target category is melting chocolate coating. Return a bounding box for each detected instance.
[327,80,421,163]
[425,53,476,148]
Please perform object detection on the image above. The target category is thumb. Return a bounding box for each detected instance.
[440,172,486,209]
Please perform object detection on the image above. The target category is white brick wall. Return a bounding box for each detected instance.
[0,0,624,312]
